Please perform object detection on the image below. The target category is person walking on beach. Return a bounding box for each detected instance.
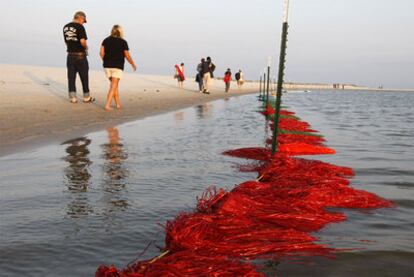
[224,68,232,93]
[63,11,94,104]
[175,63,185,88]
[100,25,137,111]
[235,70,244,89]
[196,58,205,93]
[201,57,216,94]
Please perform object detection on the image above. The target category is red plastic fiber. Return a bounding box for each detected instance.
[96,106,392,276]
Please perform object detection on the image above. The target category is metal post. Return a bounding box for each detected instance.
[263,72,266,102]
[271,0,290,155]
[259,76,262,98]
[266,65,271,106]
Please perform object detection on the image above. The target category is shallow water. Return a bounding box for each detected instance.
[276,91,414,276]
[0,91,413,276]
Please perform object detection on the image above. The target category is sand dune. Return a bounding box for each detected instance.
[0,64,259,156]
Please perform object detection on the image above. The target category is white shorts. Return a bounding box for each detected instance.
[105,68,123,79]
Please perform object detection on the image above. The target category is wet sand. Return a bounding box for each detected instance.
[0,64,259,156]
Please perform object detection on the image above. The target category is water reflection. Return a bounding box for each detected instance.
[196,103,213,119]
[264,117,271,144]
[174,111,185,122]
[101,127,129,212]
[62,137,92,191]
[62,137,93,217]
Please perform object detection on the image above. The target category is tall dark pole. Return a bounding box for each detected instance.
[263,72,266,99]
[259,76,262,98]
[271,0,290,155]
[266,65,271,106]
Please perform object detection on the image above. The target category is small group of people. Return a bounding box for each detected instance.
[176,58,216,94]
[177,60,244,94]
[63,11,137,111]
[197,57,216,94]
[223,69,244,92]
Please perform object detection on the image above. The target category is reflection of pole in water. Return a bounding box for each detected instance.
[264,117,270,145]
[62,137,93,217]
[101,127,129,212]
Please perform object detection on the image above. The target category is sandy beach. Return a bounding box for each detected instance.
[0,64,259,156]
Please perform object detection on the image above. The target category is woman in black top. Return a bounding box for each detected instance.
[100,25,137,111]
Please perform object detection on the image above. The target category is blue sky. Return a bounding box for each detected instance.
[0,0,413,88]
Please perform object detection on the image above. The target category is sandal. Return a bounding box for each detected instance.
[83,97,95,103]
[70,98,78,104]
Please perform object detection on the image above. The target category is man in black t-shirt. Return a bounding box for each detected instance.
[63,11,93,103]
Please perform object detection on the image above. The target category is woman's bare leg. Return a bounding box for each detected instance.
[105,78,119,110]
[115,82,121,109]
[105,78,114,110]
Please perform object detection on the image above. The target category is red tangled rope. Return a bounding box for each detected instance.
[96,106,392,276]
[97,251,264,277]
[267,134,326,146]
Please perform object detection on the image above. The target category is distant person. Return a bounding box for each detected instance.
[175,63,185,88]
[208,57,216,78]
[235,70,244,89]
[63,11,94,104]
[201,57,216,94]
[196,58,205,93]
[100,25,137,111]
[224,68,232,93]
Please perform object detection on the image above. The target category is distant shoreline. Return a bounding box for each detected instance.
[284,82,414,92]
[242,79,414,92]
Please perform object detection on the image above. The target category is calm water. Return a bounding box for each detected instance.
[0,92,413,276]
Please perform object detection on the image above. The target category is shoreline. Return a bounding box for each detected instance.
[0,64,259,157]
[1,64,411,157]
[253,80,414,93]
[0,93,258,157]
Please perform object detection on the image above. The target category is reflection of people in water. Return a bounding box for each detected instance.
[62,137,92,191]
[101,127,129,212]
[174,111,184,122]
[196,103,213,119]
[62,137,93,217]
